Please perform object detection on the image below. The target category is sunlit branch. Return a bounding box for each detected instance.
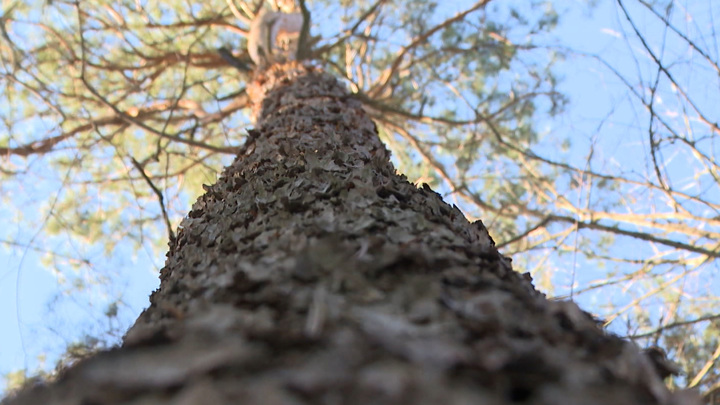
[689,342,720,387]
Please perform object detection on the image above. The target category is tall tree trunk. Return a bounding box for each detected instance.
[4,63,698,405]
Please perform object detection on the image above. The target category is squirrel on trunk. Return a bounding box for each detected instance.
[247,1,304,66]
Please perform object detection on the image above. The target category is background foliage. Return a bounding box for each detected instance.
[1,0,718,399]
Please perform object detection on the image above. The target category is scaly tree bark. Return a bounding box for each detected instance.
[3,63,698,405]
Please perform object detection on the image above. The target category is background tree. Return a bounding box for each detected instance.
[544,1,720,398]
[0,0,717,399]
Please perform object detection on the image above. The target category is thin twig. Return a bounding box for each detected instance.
[130,157,176,245]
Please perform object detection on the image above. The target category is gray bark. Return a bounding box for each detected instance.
[3,63,700,405]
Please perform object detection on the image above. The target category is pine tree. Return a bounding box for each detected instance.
[3,60,699,405]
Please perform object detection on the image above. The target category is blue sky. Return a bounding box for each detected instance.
[2,0,718,392]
